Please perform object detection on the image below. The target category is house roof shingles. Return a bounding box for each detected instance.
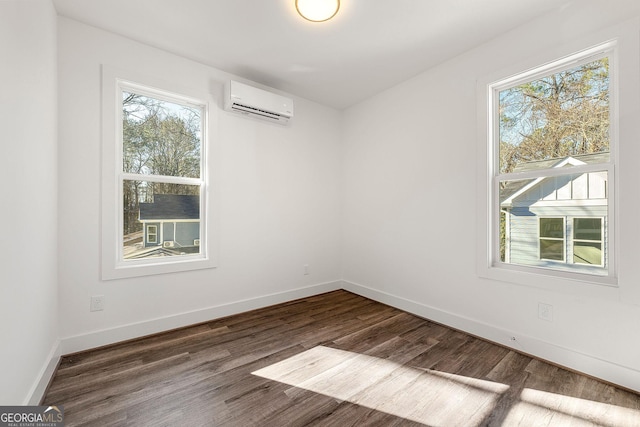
[139,194,199,220]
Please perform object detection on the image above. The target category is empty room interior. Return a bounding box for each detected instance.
[4,0,640,425]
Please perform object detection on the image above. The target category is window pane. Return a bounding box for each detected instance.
[574,218,602,241]
[123,91,201,178]
[147,225,158,243]
[123,180,200,260]
[540,239,564,261]
[499,171,607,272]
[574,242,602,265]
[498,58,609,174]
[540,218,564,239]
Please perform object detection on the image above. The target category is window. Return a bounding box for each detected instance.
[536,216,604,267]
[573,217,603,266]
[147,225,158,244]
[101,67,216,279]
[539,218,565,262]
[484,42,616,283]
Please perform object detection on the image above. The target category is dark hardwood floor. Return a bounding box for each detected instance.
[43,290,640,426]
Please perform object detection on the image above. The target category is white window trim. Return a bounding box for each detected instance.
[475,29,633,292]
[101,65,218,280]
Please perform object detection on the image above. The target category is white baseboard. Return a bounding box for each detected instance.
[60,280,342,355]
[26,339,61,405]
[341,280,640,393]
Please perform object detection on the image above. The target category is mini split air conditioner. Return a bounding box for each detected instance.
[163,241,174,248]
[224,80,293,125]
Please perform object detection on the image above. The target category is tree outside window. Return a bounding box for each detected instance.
[120,90,204,261]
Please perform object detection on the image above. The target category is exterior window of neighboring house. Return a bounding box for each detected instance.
[573,217,603,266]
[101,67,216,279]
[537,217,605,266]
[539,218,565,262]
[147,225,158,244]
[486,42,616,283]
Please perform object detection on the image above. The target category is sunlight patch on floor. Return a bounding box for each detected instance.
[252,346,509,426]
[502,388,640,427]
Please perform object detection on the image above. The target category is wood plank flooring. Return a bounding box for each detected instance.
[43,290,640,426]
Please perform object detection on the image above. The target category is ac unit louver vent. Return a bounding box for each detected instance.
[230,103,286,121]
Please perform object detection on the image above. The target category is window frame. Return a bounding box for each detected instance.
[477,41,619,288]
[101,66,217,280]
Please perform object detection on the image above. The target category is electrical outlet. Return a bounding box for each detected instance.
[90,295,105,312]
[304,264,310,275]
[538,302,553,322]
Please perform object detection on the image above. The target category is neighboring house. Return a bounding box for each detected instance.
[500,153,608,273]
[138,194,200,250]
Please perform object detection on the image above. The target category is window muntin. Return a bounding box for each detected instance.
[490,45,614,280]
[539,218,565,261]
[119,85,205,264]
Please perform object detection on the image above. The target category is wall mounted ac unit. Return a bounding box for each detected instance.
[224,80,293,125]
[163,241,174,248]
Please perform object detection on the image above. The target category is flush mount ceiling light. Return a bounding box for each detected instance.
[296,0,340,22]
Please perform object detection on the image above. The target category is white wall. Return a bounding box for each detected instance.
[342,2,640,391]
[0,0,59,404]
[57,18,343,353]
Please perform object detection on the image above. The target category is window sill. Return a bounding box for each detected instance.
[478,261,619,300]
[102,254,217,281]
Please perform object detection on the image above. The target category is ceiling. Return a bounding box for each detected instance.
[53,0,573,109]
